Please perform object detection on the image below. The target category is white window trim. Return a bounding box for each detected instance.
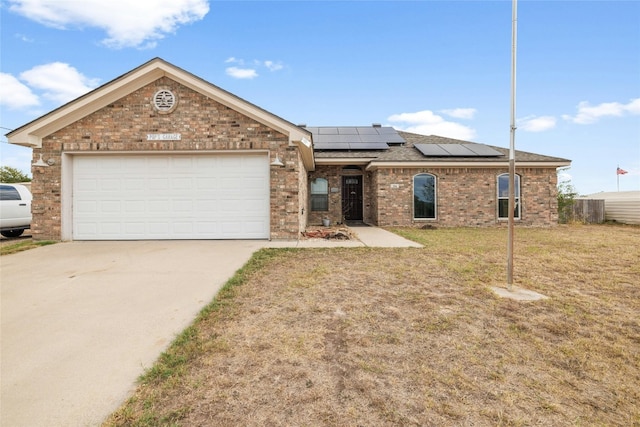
[497,173,521,220]
[310,177,329,212]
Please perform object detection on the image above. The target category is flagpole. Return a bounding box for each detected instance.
[617,165,620,192]
[507,0,517,290]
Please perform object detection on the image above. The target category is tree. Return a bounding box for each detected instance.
[0,166,31,183]
[557,168,578,223]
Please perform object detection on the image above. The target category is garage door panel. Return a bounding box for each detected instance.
[148,177,169,190]
[124,178,145,190]
[101,201,121,213]
[124,200,145,213]
[173,200,193,212]
[196,177,218,189]
[171,178,193,189]
[76,178,98,191]
[244,220,268,234]
[172,156,194,169]
[195,200,218,212]
[147,200,170,213]
[73,154,269,240]
[100,178,120,191]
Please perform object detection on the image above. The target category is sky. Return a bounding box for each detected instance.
[1,0,638,195]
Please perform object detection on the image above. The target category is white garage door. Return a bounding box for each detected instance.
[73,154,270,240]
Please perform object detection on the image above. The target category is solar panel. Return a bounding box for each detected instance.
[385,133,407,144]
[376,127,397,134]
[463,144,503,156]
[415,143,505,157]
[314,134,340,143]
[313,142,332,150]
[337,127,358,135]
[440,144,476,156]
[356,127,379,135]
[359,134,386,143]
[414,144,450,156]
[318,127,339,134]
[305,126,405,150]
[349,142,389,150]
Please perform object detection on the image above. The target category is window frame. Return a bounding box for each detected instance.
[310,178,329,212]
[0,185,22,201]
[413,173,437,220]
[497,173,521,220]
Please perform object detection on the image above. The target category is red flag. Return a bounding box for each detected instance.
[617,167,628,175]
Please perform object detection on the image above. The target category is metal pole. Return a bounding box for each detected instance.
[507,0,518,290]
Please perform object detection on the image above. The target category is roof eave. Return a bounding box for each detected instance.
[365,160,572,170]
[314,157,378,165]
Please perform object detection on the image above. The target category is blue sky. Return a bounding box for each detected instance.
[1,0,638,195]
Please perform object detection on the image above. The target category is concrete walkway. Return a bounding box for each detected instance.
[267,225,423,248]
[0,227,420,426]
[349,225,423,248]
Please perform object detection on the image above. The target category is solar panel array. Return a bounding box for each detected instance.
[414,143,503,157]
[305,126,405,150]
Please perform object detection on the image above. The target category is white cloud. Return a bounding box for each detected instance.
[223,58,284,79]
[264,60,283,72]
[519,115,557,132]
[440,108,476,119]
[0,72,40,109]
[562,98,640,124]
[15,33,35,42]
[387,110,477,140]
[225,67,258,80]
[7,0,209,49]
[19,62,100,104]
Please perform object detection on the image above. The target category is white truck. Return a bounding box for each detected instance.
[0,183,32,238]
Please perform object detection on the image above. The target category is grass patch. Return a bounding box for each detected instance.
[104,225,640,427]
[0,240,57,255]
[106,248,285,427]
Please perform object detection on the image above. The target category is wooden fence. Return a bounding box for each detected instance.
[567,199,605,224]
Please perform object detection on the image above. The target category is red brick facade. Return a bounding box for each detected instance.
[309,165,559,227]
[30,77,305,240]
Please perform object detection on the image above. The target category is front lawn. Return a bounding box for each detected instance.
[105,224,640,426]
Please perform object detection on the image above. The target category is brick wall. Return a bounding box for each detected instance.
[308,165,373,226]
[31,76,303,240]
[372,166,559,227]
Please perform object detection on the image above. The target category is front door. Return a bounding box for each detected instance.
[342,175,363,222]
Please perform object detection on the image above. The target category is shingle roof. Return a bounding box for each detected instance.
[314,130,571,165]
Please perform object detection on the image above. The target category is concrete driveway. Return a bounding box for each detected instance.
[0,227,419,426]
[1,240,263,427]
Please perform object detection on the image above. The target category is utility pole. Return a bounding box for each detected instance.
[507,0,518,290]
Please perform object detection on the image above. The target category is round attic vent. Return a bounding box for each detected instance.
[153,89,177,112]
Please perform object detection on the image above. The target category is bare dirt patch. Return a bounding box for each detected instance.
[105,225,640,426]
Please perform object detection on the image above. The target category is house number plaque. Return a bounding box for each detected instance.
[147,133,182,141]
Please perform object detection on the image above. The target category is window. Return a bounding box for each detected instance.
[310,178,329,211]
[414,174,436,219]
[0,185,22,201]
[497,173,521,219]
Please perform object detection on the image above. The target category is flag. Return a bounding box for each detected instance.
[617,167,628,175]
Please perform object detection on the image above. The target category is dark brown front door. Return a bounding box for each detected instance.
[342,175,363,221]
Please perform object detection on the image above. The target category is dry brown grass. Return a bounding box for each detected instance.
[105,224,640,427]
